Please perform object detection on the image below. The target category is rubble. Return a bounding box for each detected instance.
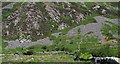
[58,23,68,30]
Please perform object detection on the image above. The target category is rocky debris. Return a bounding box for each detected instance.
[25,3,42,30]
[58,23,68,30]
[18,36,31,44]
[3,2,88,40]
[6,31,9,36]
[5,37,53,49]
[51,32,62,37]
[92,5,109,15]
[45,3,61,23]
[101,9,107,14]
[76,13,86,22]
[92,5,101,11]
[3,2,46,39]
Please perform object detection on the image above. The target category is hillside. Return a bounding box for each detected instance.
[1,2,120,63]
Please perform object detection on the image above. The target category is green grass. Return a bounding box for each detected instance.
[2,31,118,56]
[104,15,119,19]
[2,33,119,62]
[2,34,98,54]
[2,53,73,62]
[80,61,92,64]
[80,16,97,25]
[101,22,119,38]
[1,3,120,63]
[2,48,24,54]
[0,16,2,21]
[85,2,97,9]
[2,21,119,57]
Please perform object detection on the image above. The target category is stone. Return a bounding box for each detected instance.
[58,23,68,30]
[92,5,100,11]
[6,31,9,36]
[101,9,106,14]
[51,32,61,37]
[52,25,55,27]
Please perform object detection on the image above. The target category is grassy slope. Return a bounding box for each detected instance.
[2,2,24,21]
[1,2,120,62]
[2,53,73,62]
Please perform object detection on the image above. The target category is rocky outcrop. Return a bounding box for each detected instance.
[67,23,104,43]
[3,2,86,41]
[5,37,53,49]
[67,16,119,43]
[94,16,119,25]
[51,32,61,37]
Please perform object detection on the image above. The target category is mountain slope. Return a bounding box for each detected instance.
[2,2,119,47]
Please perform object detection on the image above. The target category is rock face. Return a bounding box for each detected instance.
[67,16,119,43]
[67,23,104,43]
[2,2,87,41]
[45,3,61,23]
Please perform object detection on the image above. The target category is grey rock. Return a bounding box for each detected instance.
[67,16,119,43]
[51,32,61,37]
[5,37,53,49]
